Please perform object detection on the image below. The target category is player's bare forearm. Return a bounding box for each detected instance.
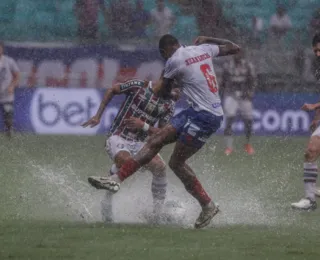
[11,71,20,88]
[195,36,240,56]
[95,86,119,118]
[152,78,164,95]
[196,36,233,46]
[314,103,320,110]
[152,78,174,99]
[147,126,161,135]
[247,80,256,97]
[302,102,320,112]
[124,117,160,135]
[314,108,320,121]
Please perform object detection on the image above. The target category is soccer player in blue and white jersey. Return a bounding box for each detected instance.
[291,33,320,210]
[88,34,240,228]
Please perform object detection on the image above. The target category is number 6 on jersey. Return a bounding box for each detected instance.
[200,63,218,93]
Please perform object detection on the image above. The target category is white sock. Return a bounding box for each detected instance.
[151,174,167,214]
[101,164,119,222]
[303,162,318,201]
[101,190,113,222]
[110,164,119,175]
[109,164,122,182]
[111,174,121,183]
[225,136,233,149]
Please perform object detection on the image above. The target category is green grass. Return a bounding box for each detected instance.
[1,134,320,259]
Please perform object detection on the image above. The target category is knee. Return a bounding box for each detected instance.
[305,145,319,162]
[244,118,253,126]
[152,163,166,178]
[224,117,234,135]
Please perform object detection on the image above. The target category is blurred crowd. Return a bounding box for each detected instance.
[73,0,320,46]
[74,0,176,41]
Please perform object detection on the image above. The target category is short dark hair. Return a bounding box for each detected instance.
[159,34,179,53]
[312,33,320,46]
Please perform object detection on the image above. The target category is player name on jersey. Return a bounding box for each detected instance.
[185,53,211,66]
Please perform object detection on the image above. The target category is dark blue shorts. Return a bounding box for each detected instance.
[170,107,223,148]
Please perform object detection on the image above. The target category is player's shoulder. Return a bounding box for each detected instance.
[167,46,189,63]
[121,79,146,87]
[119,79,146,91]
[165,54,179,69]
[3,55,15,63]
[195,43,217,51]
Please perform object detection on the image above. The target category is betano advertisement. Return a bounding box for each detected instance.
[2,88,318,136]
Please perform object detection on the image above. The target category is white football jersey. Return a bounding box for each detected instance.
[0,55,20,103]
[163,44,223,116]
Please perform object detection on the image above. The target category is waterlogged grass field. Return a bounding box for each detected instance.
[1,135,320,259]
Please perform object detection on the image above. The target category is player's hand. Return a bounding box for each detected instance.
[194,36,207,45]
[124,117,144,130]
[301,103,317,111]
[170,87,181,101]
[81,116,100,128]
[247,91,254,100]
[310,120,320,132]
[7,85,15,94]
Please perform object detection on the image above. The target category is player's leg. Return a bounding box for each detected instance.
[224,117,235,155]
[144,154,167,216]
[110,124,178,183]
[223,95,238,155]
[88,124,178,192]
[239,99,255,155]
[168,141,219,228]
[291,133,320,210]
[168,108,222,228]
[95,136,131,222]
[3,103,13,138]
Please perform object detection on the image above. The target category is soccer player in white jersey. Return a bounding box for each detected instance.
[88,34,240,229]
[291,33,320,210]
[0,42,20,138]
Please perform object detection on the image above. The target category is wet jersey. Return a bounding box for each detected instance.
[163,44,223,116]
[0,55,19,103]
[222,58,257,99]
[109,80,175,142]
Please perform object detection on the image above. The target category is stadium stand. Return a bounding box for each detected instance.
[0,0,318,45]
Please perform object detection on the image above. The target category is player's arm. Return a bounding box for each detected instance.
[220,64,228,98]
[153,60,179,98]
[124,117,161,135]
[310,108,320,132]
[194,36,240,56]
[156,101,175,131]
[153,77,176,98]
[82,81,144,127]
[82,84,120,127]
[8,59,20,94]
[125,99,176,135]
[246,62,257,99]
[302,102,320,112]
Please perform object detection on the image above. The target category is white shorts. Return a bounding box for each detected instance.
[223,95,253,119]
[105,135,145,160]
[312,126,320,137]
